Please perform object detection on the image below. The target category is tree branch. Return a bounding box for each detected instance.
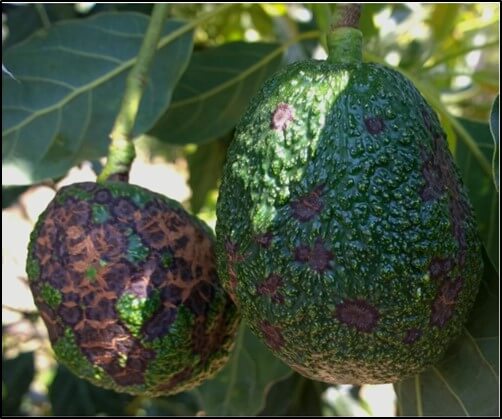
[98,4,170,183]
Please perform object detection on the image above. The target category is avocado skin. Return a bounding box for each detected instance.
[215,60,483,384]
[27,181,239,396]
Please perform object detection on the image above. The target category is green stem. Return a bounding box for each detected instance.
[98,4,170,183]
[327,4,363,64]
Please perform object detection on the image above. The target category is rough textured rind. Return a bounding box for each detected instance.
[215,60,483,384]
[27,182,239,396]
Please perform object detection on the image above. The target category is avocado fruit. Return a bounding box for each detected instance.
[26,181,239,396]
[215,59,483,384]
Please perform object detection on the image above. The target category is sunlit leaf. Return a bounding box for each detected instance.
[192,324,292,415]
[427,4,461,45]
[149,42,282,145]
[2,13,194,186]
[489,95,499,191]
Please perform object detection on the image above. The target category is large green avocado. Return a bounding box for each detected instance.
[27,182,239,396]
[215,60,483,384]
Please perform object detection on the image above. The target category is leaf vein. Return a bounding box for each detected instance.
[432,367,470,416]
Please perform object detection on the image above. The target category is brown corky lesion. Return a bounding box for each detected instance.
[33,189,229,388]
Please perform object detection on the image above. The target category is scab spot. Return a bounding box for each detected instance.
[335,299,380,333]
[255,232,273,248]
[102,263,131,295]
[294,238,333,273]
[422,108,433,132]
[257,274,284,304]
[173,257,193,282]
[160,284,183,306]
[429,257,453,281]
[271,103,294,131]
[403,328,422,344]
[90,224,125,262]
[260,320,285,351]
[225,240,244,299]
[364,116,385,134]
[59,305,83,326]
[143,308,177,340]
[94,189,112,204]
[290,186,324,222]
[112,198,137,220]
[155,367,193,393]
[420,135,469,265]
[174,235,189,250]
[86,298,115,321]
[430,277,463,328]
[294,245,310,262]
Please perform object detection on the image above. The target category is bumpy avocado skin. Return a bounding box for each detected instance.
[215,60,483,384]
[27,182,239,396]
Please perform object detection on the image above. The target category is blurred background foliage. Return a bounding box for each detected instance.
[2,3,499,416]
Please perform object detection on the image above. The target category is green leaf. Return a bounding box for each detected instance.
[308,4,331,49]
[49,365,133,415]
[489,95,499,191]
[359,4,385,39]
[395,252,499,416]
[2,351,35,416]
[454,117,499,270]
[141,392,200,416]
[3,4,78,49]
[187,135,230,214]
[427,4,461,45]
[2,185,29,208]
[2,12,194,186]
[192,323,292,415]
[258,373,327,416]
[148,41,283,145]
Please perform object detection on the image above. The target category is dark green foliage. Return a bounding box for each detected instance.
[2,351,35,416]
[49,365,133,416]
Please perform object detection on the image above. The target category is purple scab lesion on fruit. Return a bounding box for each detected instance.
[257,273,284,304]
[259,320,285,351]
[255,231,273,248]
[271,103,294,131]
[364,116,385,134]
[403,328,422,344]
[430,277,463,328]
[334,298,380,333]
[290,185,324,222]
[294,238,333,273]
[224,240,244,296]
[428,257,454,281]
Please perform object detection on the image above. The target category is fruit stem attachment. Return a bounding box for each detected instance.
[98,4,169,183]
[327,4,363,65]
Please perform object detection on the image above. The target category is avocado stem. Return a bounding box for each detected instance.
[98,4,170,183]
[327,4,363,65]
